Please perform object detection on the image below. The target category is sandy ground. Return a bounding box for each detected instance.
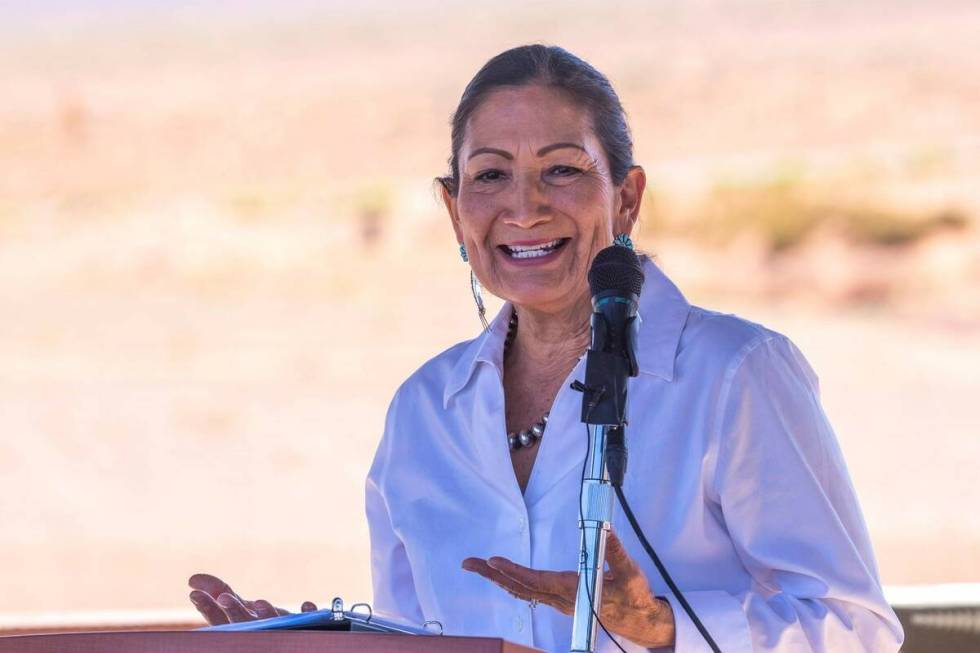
[0,0,978,619]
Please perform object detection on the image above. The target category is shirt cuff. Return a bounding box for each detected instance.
[664,591,753,653]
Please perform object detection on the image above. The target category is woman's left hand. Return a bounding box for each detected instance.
[461,530,675,649]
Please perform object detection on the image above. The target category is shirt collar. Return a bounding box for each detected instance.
[633,256,692,381]
[442,257,690,407]
[442,300,513,408]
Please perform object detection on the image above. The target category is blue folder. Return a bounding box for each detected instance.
[198,606,437,636]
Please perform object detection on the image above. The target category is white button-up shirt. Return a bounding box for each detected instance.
[365,259,904,652]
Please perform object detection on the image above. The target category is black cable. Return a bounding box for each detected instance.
[614,484,722,653]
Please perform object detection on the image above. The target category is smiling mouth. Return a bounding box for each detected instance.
[499,238,571,259]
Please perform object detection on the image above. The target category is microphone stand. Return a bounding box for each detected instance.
[569,249,643,653]
[569,422,618,652]
[569,347,633,653]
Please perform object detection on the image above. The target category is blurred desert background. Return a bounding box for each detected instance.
[1,0,978,629]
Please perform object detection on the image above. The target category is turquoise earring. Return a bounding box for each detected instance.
[614,233,634,249]
[459,243,469,262]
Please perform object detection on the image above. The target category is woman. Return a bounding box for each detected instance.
[189,45,904,652]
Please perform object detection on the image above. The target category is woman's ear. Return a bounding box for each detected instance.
[440,180,465,244]
[613,166,647,236]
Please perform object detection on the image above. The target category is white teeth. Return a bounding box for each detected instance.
[509,239,561,253]
[512,248,550,259]
[505,239,563,258]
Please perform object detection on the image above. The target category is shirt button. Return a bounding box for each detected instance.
[514,615,524,632]
[518,516,526,532]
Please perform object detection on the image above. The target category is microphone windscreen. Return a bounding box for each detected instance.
[588,245,645,296]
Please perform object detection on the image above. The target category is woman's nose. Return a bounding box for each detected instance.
[504,172,550,228]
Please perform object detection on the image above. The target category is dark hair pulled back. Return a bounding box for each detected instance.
[437,44,634,196]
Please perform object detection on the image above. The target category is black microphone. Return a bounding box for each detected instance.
[575,245,645,486]
[578,245,645,423]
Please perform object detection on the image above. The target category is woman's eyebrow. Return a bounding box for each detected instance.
[468,147,512,161]
[467,142,589,161]
[536,142,588,156]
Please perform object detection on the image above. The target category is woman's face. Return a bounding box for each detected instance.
[443,84,644,315]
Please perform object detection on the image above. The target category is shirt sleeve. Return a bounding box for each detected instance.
[365,390,425,625]
[669,335,904,652]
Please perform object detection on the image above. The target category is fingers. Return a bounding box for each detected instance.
[510,586,575,615]
[188,573,301,621]
[252,599,285,620]
[189,590,229,626]
[188,573,238,600]
[604,530,639,578]
[188,573,259,609]
[487,557,578,598]
[461,557,484,573]
[462,558,576,615]
[464,557,526,592]
[464,558,526,592]
[216,592,257,623]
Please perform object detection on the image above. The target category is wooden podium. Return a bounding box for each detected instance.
[0,631,544,653]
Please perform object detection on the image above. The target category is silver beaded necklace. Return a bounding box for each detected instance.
[504,310,550,451]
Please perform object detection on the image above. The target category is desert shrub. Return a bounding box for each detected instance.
[688,171,969,253]
[694,172,821,253]
[837,207,968,247]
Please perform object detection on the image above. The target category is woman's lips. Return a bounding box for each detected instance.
[497,237,570,265]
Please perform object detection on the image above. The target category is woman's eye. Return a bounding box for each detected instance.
[474,169,506,182]
[548,165,582,177]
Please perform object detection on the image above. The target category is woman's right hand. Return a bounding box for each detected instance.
[188,573,318,625]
